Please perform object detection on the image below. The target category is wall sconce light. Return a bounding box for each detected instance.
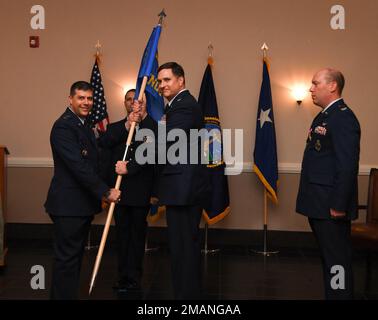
[123,84,135,95]
[292,85,308,105]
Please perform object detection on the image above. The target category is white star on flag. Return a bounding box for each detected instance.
[258,108,272,128]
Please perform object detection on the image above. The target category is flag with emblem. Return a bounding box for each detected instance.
[198,63,230,224]
[87,58,109,132]
[135,25,164,122]
[253,58,278,204]
[134,24,165,222]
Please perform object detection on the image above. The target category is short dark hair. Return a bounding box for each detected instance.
[325,68,345,95]
[125,88,136,98]
[70,81,93,96]
[158,62,185,79]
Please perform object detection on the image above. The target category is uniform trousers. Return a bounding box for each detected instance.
[50,215,93,300]
[166,205,202,300]
[309,218,354,299]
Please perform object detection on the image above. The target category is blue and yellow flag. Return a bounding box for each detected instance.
[135,25,165,222]
[253,59,278,204]
[135,25,164,122]
[198,63,230,224]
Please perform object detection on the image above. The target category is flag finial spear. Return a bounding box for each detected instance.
[158,9,167,25]
[208,42,214,65]
[261,42,268,59]
[94,40,102,63]
[95,40,101,55]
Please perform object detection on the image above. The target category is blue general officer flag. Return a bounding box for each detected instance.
[253,59,278,204]
[135,25,164,122]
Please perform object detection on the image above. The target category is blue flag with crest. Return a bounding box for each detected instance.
[198,63,230,224]
[135,24,165,222]
[135,25,164,122]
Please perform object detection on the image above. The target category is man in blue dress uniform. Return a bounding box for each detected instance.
[157,62,209,299]
[296,68,361,299]
[45,81,124,299]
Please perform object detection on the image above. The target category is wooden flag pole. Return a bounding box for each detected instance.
[250,42,279,257]
[263,189,268,253]
[201,42,220,256]
[264,188,268,225]
[251,188,278,256]
[85,41,103,252]
[89,8,166,294]
[88,76,149,295]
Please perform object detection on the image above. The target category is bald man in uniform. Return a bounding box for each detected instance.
[296,68,361,299]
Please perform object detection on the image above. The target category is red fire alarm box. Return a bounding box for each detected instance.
[29,36,39,48]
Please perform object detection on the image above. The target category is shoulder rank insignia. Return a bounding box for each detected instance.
[315,140,321,151]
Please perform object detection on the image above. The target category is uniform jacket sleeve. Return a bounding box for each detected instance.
[329,111,361,211]
[97,122,127,148]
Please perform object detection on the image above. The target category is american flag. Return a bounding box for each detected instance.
[87,59,109,132]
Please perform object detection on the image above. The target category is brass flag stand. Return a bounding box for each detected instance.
[250,189,279,256]
[144,232,159,253]
[202,223,220,255]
